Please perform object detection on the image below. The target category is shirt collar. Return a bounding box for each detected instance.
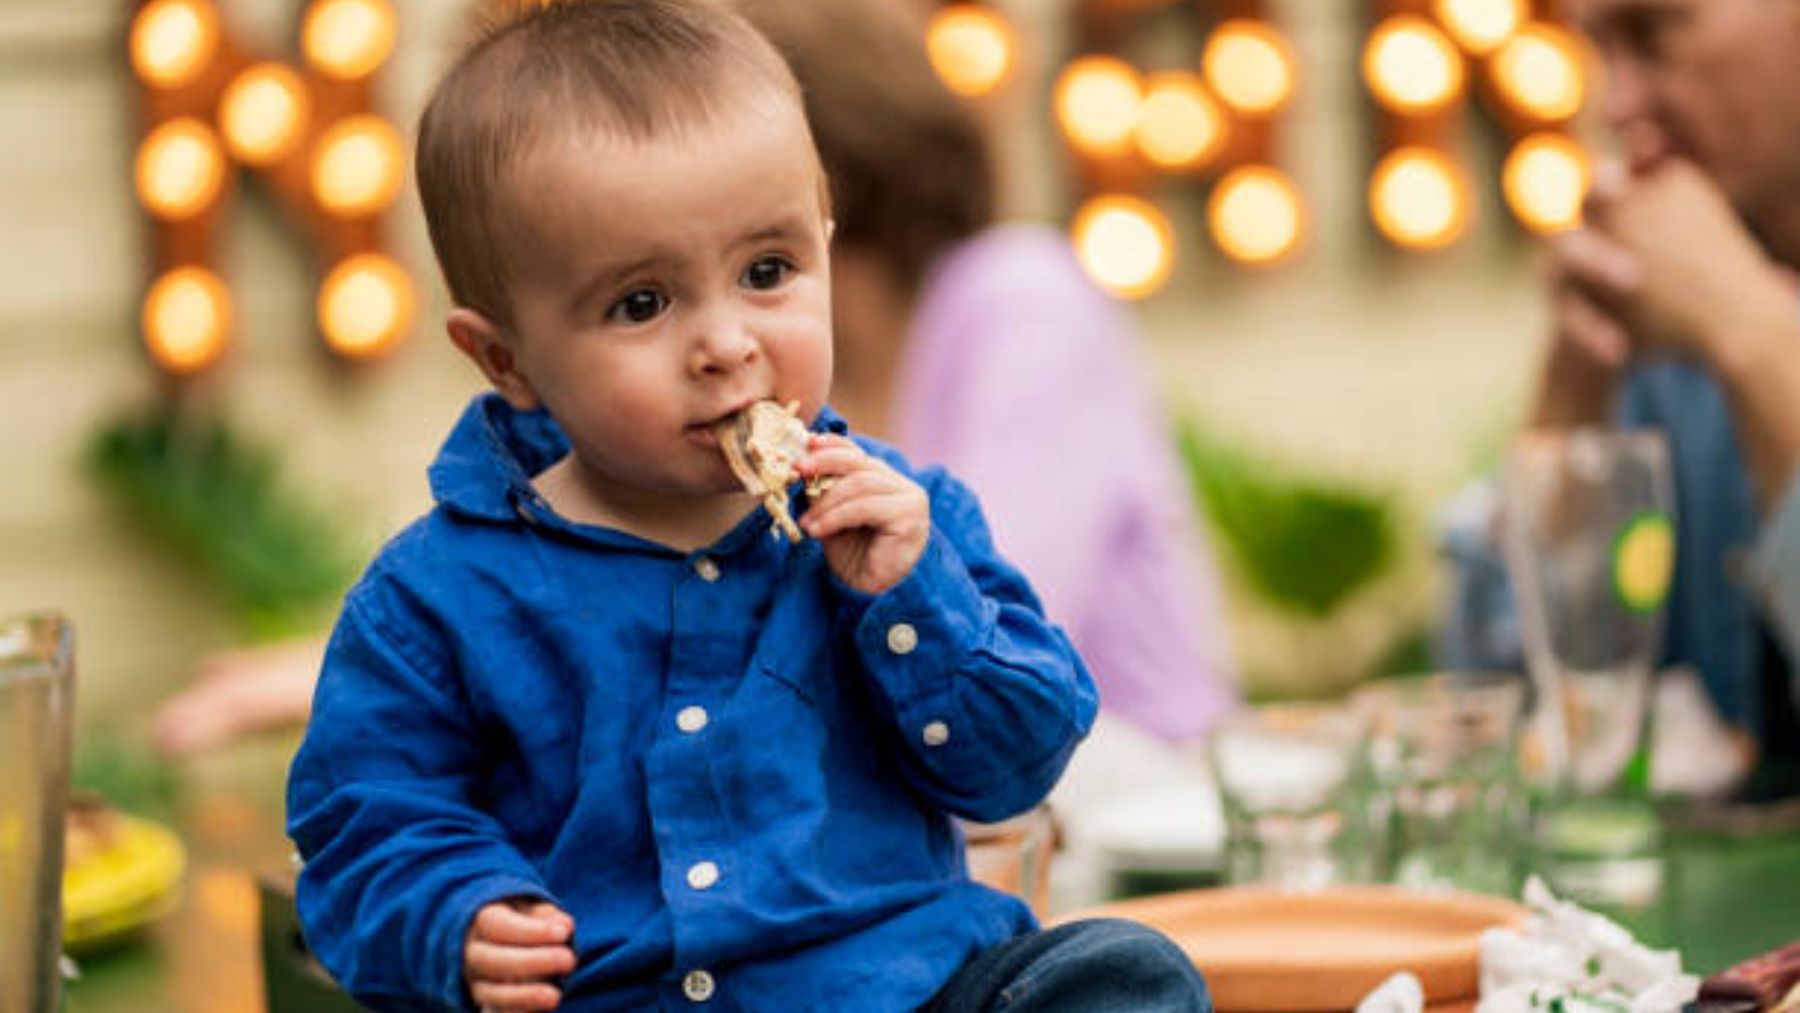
[427,393,850,523]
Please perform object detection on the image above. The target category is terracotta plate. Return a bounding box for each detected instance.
[1060,885,1528,1012]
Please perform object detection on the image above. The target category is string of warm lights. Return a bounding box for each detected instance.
[1364,0,1591,252]
[128,0,413,377]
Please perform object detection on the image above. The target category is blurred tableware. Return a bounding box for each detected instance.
[1502,428,1674,912]
[963,804,1056,918]
[1058,884,1528,1012]
[61,798,187,953]
[0,613,74,1013]
[1354,672,1528,895]
[1209,703,1373,891]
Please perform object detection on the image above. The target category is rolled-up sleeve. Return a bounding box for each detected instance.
[287,587,550,1012]
[844,467,1099,823]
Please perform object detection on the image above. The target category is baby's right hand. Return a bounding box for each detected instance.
[464,898,577,1012]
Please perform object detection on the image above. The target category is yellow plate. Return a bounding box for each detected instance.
[63,813,187,952]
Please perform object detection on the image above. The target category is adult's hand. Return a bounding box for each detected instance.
[1586,158,1795,371]
[1532,222,1640,428]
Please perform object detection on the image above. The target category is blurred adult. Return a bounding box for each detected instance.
[153,0,1238,756]
[736,0,1236,744]
[1443,0,1800,797]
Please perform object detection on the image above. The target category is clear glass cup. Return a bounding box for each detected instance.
[1502,429,1674,912]
[1208,703,1373,891]
[963,805,1056,918]
[1354,672,1528,895]
[0,613,75,1013]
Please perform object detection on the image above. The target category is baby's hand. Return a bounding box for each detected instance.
[464,898,576,1012]
[797,435,929,596]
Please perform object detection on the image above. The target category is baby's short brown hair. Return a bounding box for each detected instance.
[416,0,805,325]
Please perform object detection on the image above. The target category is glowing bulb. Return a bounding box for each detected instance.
[926,5,1014,97]
[1504,132,1590,233]
[1133,73,1227,171]
[143,266,231,374]
[130,0,220,89]
[1369,147,1470,250]
[319,253,413,358]
[310,116,405,217]
[1054,56,1143,157]
[219,64,310,166]
[1202,20,1296,117]
[302,0,397,81]
[136,118,227,220]
[1363,16,1465,115]
[1433,0,1526,55]
[1490,23,1585,122]
[1208,166,1304,267]
[1070,194,1174,300]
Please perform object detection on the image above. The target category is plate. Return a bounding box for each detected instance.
[1059,885,1528,1012]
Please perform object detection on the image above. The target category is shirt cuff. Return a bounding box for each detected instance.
[1748,472,1800,669]
[849,528,990,714]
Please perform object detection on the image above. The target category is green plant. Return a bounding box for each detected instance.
[85,406,361,642]
[1178,421,1398,619]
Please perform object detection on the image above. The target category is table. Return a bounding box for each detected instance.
[60,807,1800,1013]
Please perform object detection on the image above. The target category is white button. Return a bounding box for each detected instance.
[693,556,721,582]
[686,860,720,890]
[676,706,709,733]
[921,721,950,747]
[683,969,716,1002]
[886,622,919,655]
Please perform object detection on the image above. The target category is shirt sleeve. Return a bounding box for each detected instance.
[286,584,551,1012]
[1747,473,1800,690]
[839,464,1100,824]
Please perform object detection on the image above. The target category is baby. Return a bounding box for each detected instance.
[285,2,1209,1010]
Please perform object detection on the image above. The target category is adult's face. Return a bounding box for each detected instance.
[1575,0,1800,218]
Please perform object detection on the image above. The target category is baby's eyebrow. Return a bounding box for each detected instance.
[736,214,813,247]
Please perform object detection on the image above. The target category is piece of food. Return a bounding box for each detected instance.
[1612,511,1674,614]
[1701,940,1800,1013]
[714,400,828,541]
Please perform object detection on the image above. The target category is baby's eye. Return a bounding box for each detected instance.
[741,256,793,292]
[607,289,667,324]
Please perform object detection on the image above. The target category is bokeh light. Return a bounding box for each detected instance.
[1363,16,1466,115]
[219,63,310,166]
[1490,22,1585,123]
[1503,132,1590,233]
[143,266,231,374]
[926,4,1014,97]
[130,0,220,90]
[1208,166,1305,266]
[1133,73,1227,172]
[1054,56,1143,157]
[310,115,406,217]
[319,253,414,358]
[302,0,397,81]
[135,117,227,220]
[1070,194,1174,300]
[1202,20,1296,117]
[1433,0,1526,55]
[1369,147,1470,250]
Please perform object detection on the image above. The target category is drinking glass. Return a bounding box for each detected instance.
[1354,672,1528,895]
[1502,429,1674,911]
[0,613,75,1013]
[1208,703,1373,891]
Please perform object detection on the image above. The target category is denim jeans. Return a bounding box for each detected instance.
[918,918,1211,1012]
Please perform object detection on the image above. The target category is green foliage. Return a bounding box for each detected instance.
[85,406,359,642]
[70,729,181,825]
[1179,421,1398,619]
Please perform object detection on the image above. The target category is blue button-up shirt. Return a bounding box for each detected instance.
[287,395,1097,1012]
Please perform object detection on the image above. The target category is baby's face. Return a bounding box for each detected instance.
[493,95,833,502]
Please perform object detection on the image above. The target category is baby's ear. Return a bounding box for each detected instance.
[447,308,539,411]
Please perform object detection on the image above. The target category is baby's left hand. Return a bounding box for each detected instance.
[797,435,929,596]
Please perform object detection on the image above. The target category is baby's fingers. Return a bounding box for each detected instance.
[471,979,563,1012]
[804,489,917,540]
[467,940,577,982]
[474,902,574,946]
